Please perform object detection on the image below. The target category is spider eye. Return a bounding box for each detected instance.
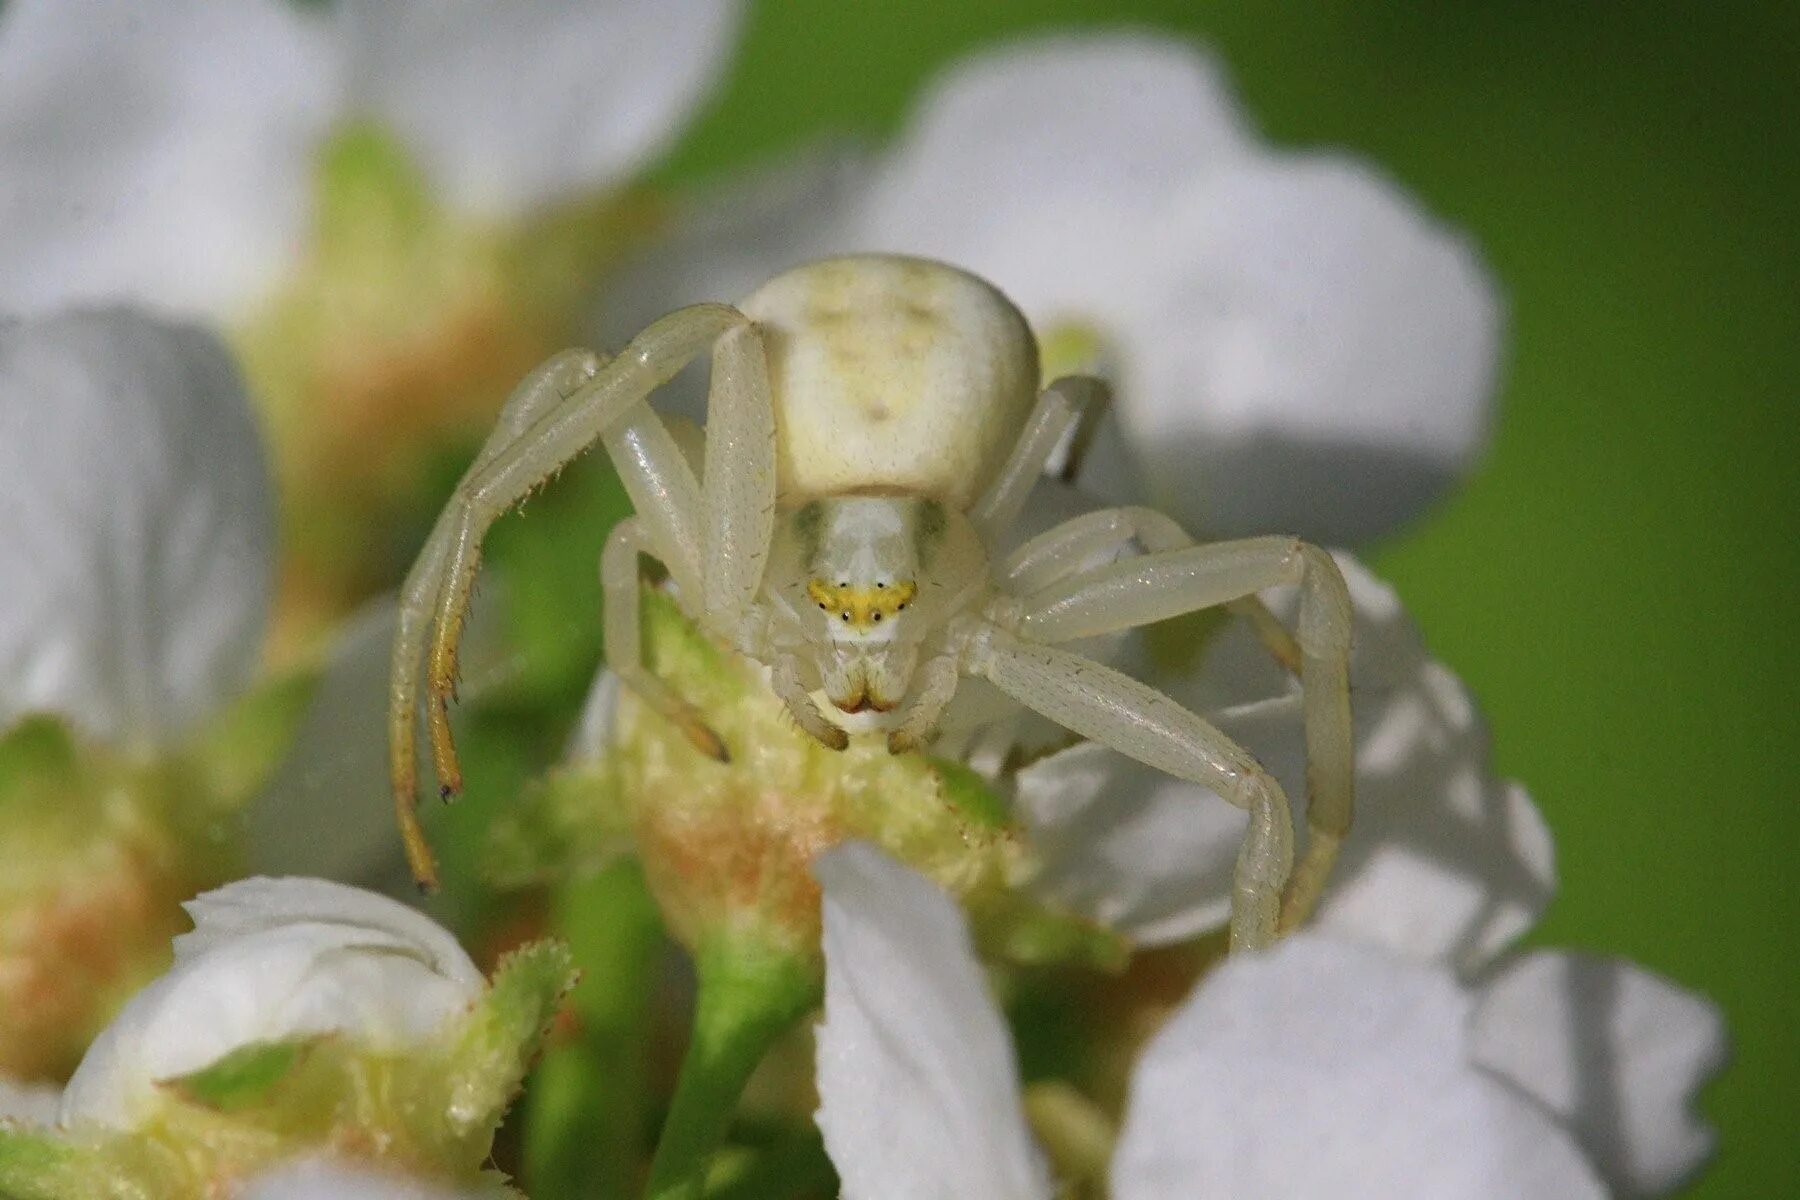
[840,613,850,622]
[817,602,826,610]
[872,613,882,622]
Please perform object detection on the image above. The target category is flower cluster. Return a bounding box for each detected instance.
[0,8,1726,1200]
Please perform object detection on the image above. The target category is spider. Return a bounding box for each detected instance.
[389,255,1352,950]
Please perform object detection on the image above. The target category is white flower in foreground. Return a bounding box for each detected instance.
[0,877,572,1199]
[609,33,1502,544]
[0,0,744,320]
[61,877,483,1130]
[1010,554,1726,1194]
[816,843,1721,1198]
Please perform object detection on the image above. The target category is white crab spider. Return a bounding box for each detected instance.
[389,255,1352,950]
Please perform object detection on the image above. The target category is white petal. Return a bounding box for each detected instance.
[246,1157,493,1200]
[0,309,274,746]
[567,667,624,763]
[0,1077,61,1128]
[61,877,481,1130]
[173,878,482,989]
[1471,951,1727,1196]
[249,587,519,883]
[1111,935,1606,1200]
[597,145,870,331]
[340,0,744,216]
[1119,157,1503,542]
[1015,742,1240,945]
[246,604,405,884]
[813,842,1052,1200]
[0,0,336,317]
[861,33,1252,251]
[1020,555,1554,971]
[1230,556,1555,971]
[862,37,1499,543]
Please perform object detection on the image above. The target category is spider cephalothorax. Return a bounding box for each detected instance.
[390,254,1352,950]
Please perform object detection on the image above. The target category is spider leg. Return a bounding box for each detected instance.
[601,515,725,761]
[390,304,746,886]
[885,651,961,754]
[1000,507,1303,674]
[391,349,600,887]
[769,653,848,751]
[1007,535,1353,933]
[966,376,1098,546]
[698,322,777,629]
[968,629,1294,951]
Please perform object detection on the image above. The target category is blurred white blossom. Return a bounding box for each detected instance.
[0,0,744,319]
[0,308,273,746]
[815,842,1723,1199]
[61,877,483,1130]
[607,33,1502,544]
[2,877,571,1200]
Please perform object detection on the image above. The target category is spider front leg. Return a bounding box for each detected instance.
[1008,535,1353,933]
[885,652,961,755]
[391,348,600,886]
[601,517,727,762]
[390,303,747,887]
[597,321,775,761]
[999,507,1304,675]
[969,629,1295,950]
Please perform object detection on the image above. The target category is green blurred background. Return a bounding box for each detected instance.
[648,3,1795,1195]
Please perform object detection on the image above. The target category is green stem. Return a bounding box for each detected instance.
[524,860,664,1200]
[643,933,820,1200]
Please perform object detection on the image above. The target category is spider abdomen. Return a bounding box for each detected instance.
[742,254,1039,508]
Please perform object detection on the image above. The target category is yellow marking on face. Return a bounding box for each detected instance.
[807,578,917,631]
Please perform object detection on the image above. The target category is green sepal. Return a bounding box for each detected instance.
[159,1037,317,1114]
[0,1124,85,1200]
[442,940,580,1141]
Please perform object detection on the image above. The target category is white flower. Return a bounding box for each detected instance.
[60,876,483,1131]
[606,33,1501,544]
[1009,553,1725,1194]
[816,842,1721,1198]
[0,308,273,748]
[0,0,744,320]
